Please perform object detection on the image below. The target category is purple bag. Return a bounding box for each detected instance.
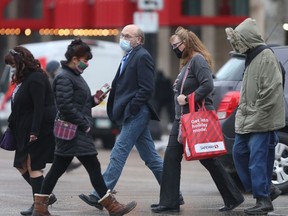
[53,119,78,140]
[0,128,16,151]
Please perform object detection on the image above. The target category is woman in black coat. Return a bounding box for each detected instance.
[32,38,136,216]
[4,47,57,215]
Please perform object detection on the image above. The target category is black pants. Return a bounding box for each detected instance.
[41,154,108,198]
[159,120,244,208]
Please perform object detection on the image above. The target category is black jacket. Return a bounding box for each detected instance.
[53,62,97,156]
[8,70,56,169]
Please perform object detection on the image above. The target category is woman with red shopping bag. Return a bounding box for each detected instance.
[151,26,244,213]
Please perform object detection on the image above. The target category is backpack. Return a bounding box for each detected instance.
[245,45,286,89]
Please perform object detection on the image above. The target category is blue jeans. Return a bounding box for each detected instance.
[92,105,163,198]
[233,131,278,198]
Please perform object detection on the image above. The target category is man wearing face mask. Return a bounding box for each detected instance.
[79,24,164,209]
[226,18,285,215]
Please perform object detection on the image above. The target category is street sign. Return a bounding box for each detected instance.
[138,0,163,11]
[133,11,159,33]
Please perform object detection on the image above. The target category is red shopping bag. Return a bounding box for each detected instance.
[180,93,227,161]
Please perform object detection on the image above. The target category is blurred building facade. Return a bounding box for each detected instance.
[0,0,287,79]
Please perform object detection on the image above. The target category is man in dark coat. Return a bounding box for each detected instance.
[79,24,164,207]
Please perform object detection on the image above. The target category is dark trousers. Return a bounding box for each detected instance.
[159,120,244,208]
[41,154,108,198]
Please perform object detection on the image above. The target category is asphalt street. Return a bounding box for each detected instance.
[0,137,287,216]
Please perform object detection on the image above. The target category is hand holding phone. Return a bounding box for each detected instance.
[94,83,111,104]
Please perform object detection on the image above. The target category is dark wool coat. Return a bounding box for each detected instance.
[8,70,56,170]
[53,62,97,156]
[107,45,159,125]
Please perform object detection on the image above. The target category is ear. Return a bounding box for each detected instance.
[71,56,78,64]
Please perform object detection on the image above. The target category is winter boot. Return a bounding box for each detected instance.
[32,194,52,216]
[270,184,282,201]
[244,196,274,215]
[98,190,137,216]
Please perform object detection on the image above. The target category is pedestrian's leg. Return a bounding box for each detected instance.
[152,120,183,209]
[248,132,271,197]
[200,158,244,208]
[77,155,107,198]
[135,128,163,184]
[41,155,73,194]
[232,133,251,191]
[102,108,149,190]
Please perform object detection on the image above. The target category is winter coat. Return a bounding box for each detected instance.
[174,54,214,120]
[53,62,97,156]
[232,18,285,133]
[107,45,159,125]
[8,70,56,170]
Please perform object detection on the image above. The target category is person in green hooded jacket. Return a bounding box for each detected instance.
[226,18,285,215]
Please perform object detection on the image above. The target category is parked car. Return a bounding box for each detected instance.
[213,45,288,193]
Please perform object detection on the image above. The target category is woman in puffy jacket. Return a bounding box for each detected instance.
[32,38,136,216]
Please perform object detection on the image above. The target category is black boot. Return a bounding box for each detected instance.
[150,192,184,209]
[244,197,274,215]
[20,205,34,216]
[270,184,282,201]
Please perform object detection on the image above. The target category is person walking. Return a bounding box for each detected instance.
[226,18,285,215]
[4,47,57,215]
[79,24,164,208]
[32,38,136,216]
[45,60,82,173]
[151,26,244,213]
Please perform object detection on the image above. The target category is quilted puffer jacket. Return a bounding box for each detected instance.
[53,62,97,156]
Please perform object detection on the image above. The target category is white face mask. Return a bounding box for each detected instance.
[10,67,16,74]
[119,39,132,52]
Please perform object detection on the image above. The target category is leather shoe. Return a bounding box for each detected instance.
[150,193,184,209]
[218,197,244,212]
[270,184,282,201]
[151,205,180,213]
[244,197,273,215]
[78,194,103,210]
[20,205,33,216]
[48,193,57,205]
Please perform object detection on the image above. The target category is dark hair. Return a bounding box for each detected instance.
[4,46,47,84]
[65,38,93,62]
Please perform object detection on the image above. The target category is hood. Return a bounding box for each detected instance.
[226,18,265,53]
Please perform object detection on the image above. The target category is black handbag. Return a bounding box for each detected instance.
[0,128,16,151]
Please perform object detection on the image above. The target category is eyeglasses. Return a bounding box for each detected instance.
[120,33,139,40]
[171,41,183,49]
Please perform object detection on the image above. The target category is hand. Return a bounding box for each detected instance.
[177,94,188,106]
[29,134,38,142]
[94,90,106,105]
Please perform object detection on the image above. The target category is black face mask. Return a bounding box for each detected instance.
[173,47,183,59]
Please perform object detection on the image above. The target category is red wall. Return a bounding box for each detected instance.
[0,0,247,29]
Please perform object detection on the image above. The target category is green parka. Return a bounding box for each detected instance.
[233,18,285,133]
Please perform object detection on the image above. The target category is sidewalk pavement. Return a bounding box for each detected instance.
[0,139,287,216]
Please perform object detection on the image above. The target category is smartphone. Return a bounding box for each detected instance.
[95,83,111,100]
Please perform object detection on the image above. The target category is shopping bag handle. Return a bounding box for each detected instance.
[188,93,206,113]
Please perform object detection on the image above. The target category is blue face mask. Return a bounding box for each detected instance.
[119,39,132,52]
